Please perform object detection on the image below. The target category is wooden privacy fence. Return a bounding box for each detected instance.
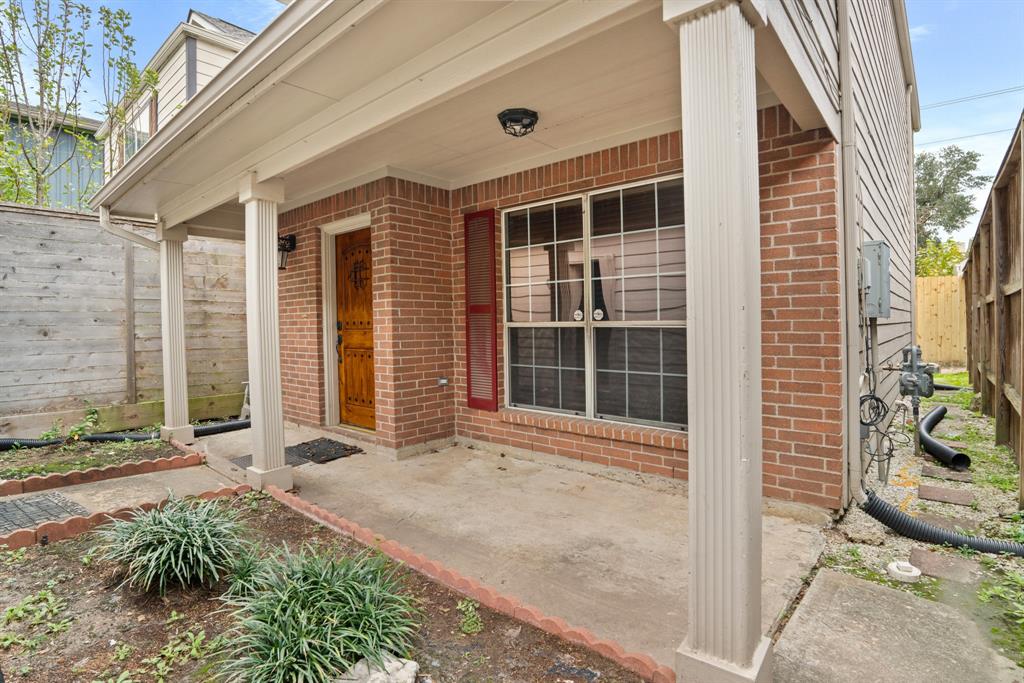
[964,115,1023,506]
[0,203,248,435]
[915,276,966,367]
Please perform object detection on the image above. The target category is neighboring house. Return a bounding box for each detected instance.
[90,1,919,680]
[2,104,104,210]
[98,9,254,177]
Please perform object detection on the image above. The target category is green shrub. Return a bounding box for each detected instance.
[96,496,246,595]
[218,547,419,682]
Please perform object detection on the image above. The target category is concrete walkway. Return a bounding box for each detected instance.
[199,428,825,668]
[4,465,232,517]
[776,570,1021,683]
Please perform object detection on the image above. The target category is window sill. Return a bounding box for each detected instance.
[498,407,687,450]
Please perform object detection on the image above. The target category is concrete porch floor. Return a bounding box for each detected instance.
[196,425,826,668]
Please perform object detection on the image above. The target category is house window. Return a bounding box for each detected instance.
[503,176,687,429]
[123,98,152,162]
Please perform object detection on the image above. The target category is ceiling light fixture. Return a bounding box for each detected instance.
[497,108,539,137]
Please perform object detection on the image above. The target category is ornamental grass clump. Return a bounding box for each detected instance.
[95,495,246,595]
[218,547,420,683]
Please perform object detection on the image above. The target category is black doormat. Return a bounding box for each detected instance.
[230,438,362,468]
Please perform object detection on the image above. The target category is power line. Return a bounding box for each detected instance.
[915,127,1015,147]
[921,85,1024,110]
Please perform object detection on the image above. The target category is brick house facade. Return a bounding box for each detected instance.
[276,104,844,509]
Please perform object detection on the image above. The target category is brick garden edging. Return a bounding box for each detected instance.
[0,452,205,498]
[263,485,676,683]
[0,483,251,551]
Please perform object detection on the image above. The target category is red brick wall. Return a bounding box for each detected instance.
[275,104,845,507]
[758,106,844,508]
[450,132,691,480]
[277,179,455,451]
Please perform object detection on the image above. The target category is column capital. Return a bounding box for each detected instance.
[663,0,765,28]
[155,222,188,242]
[239,172,285,204]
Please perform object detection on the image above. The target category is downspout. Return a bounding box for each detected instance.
[99,205,159,251]
[838,0,867,505]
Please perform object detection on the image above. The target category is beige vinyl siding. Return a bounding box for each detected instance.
[157,43,188,130]
[779,0,841,114]
[851,0,916,406]
[195,40,238,91]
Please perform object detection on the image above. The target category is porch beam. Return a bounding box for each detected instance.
[665,1,771,681]
[156,223,194,444]
[239,173,292,491]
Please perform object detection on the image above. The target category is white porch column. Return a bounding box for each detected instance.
[157,223,194,444]
[239,174,292,491]
[664,1,771,682]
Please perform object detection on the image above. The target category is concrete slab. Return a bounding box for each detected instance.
[921,464,973,483]
[9,466,234,515]
[919,483,976,506]
[283,444,824,668]
[909,547,982,583]
[775,570,1020,683]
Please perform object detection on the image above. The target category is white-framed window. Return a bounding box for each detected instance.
[502,175,686,429]
[122,96,152,162]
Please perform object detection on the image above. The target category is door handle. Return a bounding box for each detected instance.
[337,333,343,363]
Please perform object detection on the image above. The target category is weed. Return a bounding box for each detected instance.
[1,546,27,566]
[2,588,66,626]
[81,546,98,567]
[457,599,484,635]
[92,672,138,683]
[114,643,133,661]
[978,568,1024,666]
[95,496,247,595]
[822,546,939,600]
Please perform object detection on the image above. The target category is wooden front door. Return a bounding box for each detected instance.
[336,229,375,429]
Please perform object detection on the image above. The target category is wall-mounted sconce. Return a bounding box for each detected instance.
[278,234,296,270]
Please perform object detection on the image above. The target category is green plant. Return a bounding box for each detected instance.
[114,643,133,661]
[978,568,1024,666]
[218,547,420,682]
[95,496,246,595]
[67,407,100,442]
[81,546,98,567]
[39,420,64,441]
[1,546,27,566]
[456,599,483,635]
[225,543,268,599]
[92,672,138,683]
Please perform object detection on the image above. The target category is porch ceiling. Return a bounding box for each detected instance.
[98,0,782,233]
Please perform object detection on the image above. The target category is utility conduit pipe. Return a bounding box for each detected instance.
[918,405,971,471]
[861,490,1024,557]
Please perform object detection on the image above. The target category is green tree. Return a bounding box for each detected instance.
[915,238,964,276]
[0,0,91,206]
[915,145,991,248]
[0,2,152,210]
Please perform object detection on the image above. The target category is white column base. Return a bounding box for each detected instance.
[160,425,195,444]
[676,636,772,683]
[246,464,293,491]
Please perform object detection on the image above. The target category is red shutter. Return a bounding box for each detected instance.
[464,210,498,411]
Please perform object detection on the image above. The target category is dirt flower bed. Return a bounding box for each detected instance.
[0,493,644,682]
[824,372,1024,667]
[0,439,181,481]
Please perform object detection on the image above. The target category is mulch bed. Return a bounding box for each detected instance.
[1,440,181,481]
[0,494,644,682]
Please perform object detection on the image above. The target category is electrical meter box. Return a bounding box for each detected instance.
[862,240,891,319]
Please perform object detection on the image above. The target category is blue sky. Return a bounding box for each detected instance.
[76,0,1021,242]
[907,0,1024,243]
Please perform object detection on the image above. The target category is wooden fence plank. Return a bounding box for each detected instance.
[915,276,966,366]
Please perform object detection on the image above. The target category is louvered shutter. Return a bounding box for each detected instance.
[464,210,498,411]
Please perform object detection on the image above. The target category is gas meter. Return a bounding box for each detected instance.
[898,345,936,399]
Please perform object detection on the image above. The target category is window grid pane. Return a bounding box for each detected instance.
[504,179,685,429]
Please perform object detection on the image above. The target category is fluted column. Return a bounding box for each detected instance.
[665,1,771,681]
[240,174,292,491]
[157,223,194,444]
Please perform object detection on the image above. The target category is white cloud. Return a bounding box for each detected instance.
[909,24,932,41]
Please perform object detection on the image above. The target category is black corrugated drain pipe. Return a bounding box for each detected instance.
[0,419,250,452]
[919,405,971,471]
[861,490,1024,557]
